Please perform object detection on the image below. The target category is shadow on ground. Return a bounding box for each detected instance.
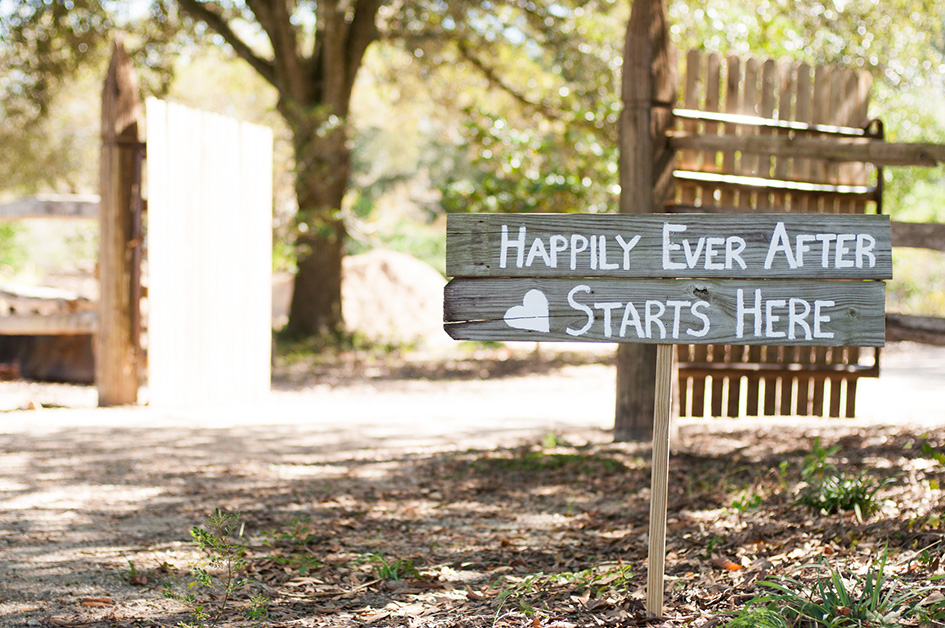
[1,418,942,627]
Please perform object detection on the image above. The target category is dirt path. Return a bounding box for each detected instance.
[0,343,942,627]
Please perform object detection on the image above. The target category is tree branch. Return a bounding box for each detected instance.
[176,0,278,88]
[455,39,562,119]
[343,0,381,93]
[246,0,308,101]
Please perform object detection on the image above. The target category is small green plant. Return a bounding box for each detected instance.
[919,438,945,466]
[719,607,788,628]
[362,553,420,581]
[489,563,635,621]
[262,516,320,547]
[164,509,267,627]
[244,594,270,623]
[802,438,840,480]
[699,535,725,559]
[797,471,894,522]
[731,488,764,513]
[742,550,945,627]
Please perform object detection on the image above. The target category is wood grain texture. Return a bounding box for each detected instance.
[444,278,885,346]
[891,221,945,252]
[446,213,892,279]
[97,39,142,406]
[646,343,674,618]
[670,134,945,167]
[886,313,945,346]
[0,312,97,335]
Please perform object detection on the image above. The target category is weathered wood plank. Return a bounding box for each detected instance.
[886,313,945,346]
[446,213,892,279]
[891,221,945,252]
[97,39,142,406]
[0,194,100,220]
[673,108,867,136]
[444,278,885,346]
[670,134,945,167]
[0,312,97,335]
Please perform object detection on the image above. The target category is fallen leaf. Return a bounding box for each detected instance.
[710,557,744,571]
[129,573,148,586]
[80,598,113,608]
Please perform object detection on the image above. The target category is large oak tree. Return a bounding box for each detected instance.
[1,0,614,338]
[175,0,380,337]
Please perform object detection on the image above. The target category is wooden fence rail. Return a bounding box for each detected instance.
[0,194,99,220]
[670,132,945,167]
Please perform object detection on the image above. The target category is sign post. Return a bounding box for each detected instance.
[647,343,674,616]
[444,212,891,617]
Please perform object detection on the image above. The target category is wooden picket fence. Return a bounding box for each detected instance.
[670,50,881,418]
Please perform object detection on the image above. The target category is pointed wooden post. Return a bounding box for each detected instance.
[614,0,677,441]
[97,38,142,406]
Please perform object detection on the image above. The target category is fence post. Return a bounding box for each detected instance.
[614,0,677,440]
[97,38,141,406]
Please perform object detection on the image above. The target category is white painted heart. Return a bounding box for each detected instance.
[503,289,550,333]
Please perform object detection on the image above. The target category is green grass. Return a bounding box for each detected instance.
[797,471,894,522]
[739,550,945,628]
[361,553,421,581]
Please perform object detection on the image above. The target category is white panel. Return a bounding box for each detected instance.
[146,98,273,407]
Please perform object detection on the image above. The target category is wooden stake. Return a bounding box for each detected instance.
[646,344,674,617]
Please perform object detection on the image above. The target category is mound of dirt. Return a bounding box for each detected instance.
[273,249,452,350]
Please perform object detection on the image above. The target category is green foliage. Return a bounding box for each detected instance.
[887,249,945,316]
[802,438,841,480]
[919,438,945,467]
[720,607,788,628]
[427,2,626,216]
[731,489,764,513]
[491,563,635,624]
[164,509,267,627]
[0,0,182,195]
[0,223,27,275]
[440,109,619,215]
[361,553,421,581]
[746,550,945,627]
[260,517,325,576]
[792,439,895,522]
[798,472,895,522]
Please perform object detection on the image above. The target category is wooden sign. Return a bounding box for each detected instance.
[445,214,890,345]
[445,278,885,346]
[443,211,889,620]
[447,213,892,279]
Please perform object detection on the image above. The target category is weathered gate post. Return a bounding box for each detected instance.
[97,39,141,406]
[614,0,678,441]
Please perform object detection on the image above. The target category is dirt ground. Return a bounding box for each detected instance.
[0,342,943,628]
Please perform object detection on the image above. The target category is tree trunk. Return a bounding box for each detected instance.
[284,110,351,338]
[614,0,677,441]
